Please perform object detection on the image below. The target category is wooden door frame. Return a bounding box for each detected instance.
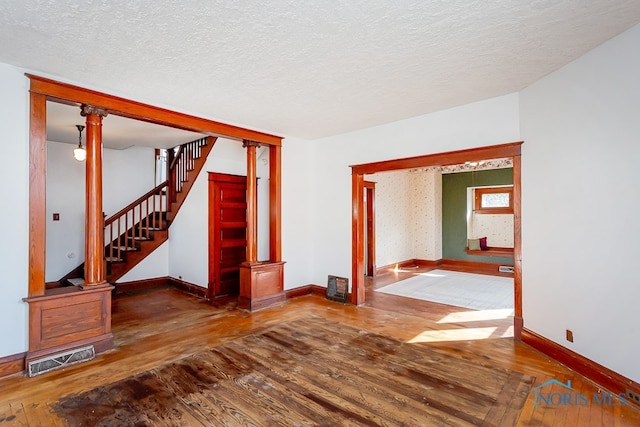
[27,74,283,298]
[364,181,376,277]
[207,172,248,299]
[350,141,524,338]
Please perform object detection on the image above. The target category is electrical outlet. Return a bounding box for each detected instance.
[566,329,574,342]
[627,389,640,404]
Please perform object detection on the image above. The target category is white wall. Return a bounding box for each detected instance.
[520,23,640,382]
[45,141,155,282]
[281,137,314,289]
[118,241,169,282]
[309,94,521,287]
[0,64,29,357]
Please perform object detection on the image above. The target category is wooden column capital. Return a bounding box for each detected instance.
[242,139,262,149]
[80,104,109,119]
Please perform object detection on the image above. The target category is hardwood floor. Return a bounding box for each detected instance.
[0,272,638,426]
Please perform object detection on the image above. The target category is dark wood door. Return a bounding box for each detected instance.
[208,173,247,298]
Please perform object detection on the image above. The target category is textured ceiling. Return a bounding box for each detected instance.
[1,0,639,144]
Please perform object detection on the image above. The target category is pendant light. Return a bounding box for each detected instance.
[73,124,86,161]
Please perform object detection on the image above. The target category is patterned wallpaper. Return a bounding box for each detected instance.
[469,212,514,247]
[368,171,414,267]
[409,169,442,260]
[367,169,442,267]
[369,166,513,267]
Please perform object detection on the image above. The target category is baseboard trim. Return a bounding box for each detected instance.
[440,258,514,277]
[238,292,286,312]
[522,328,640,408]
[375,258,442,275]
[285,284,326,299]
[115,277,171,294]
[0,352,26,378]
[167,277,207,299]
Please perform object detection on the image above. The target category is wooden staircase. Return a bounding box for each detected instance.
[58,136,217,287]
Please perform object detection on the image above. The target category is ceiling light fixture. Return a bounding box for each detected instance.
[73,124,86,161]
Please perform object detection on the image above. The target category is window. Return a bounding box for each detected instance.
[474,186,513,214]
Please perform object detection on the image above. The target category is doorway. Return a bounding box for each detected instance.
[208,173,248,298]
[364,181,376,277]
[351,142,523,337]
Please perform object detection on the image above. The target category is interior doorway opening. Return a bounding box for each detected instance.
[350,142,523,338]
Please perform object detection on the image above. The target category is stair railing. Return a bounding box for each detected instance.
[104,181,168,264]
[103,136,210,267]
[167,137,209,208]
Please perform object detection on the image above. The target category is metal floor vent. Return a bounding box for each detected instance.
[327,275,349,303]
[28,345,95,377]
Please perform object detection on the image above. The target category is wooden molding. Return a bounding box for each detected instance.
[116,276,208,299]
[238,292,286,312]
[473,186,513,214]
[364,181,376,277]
[375,259,442,275]
[512,154,522,336]
[167,277,208,299]
[285,284,326,299]
[522,328,640,409]
[351,141,523,175]
[465,247,514,257]
[269,145,282,262]
[27,74,282,146]
[440,259,514,277]
[114,277,171,294]
[351,172,365,305]
[29,91,47,297]
[0,352,26,378]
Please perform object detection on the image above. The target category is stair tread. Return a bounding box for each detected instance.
[67,278,85,286]
[111,246,137,251]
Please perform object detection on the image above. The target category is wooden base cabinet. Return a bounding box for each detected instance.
[24,285,114,365]
[238,261,285,311]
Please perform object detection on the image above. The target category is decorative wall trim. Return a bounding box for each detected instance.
[375,259,442,275]
[116,276,208,299]
[167,277,208,299]
[0,352,26,378]
[439,258,514,277]
[115,277,171,294]
[285,284,326,299]
[522,328,640,409]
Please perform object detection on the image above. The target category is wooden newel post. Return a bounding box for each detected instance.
[81,104,109,289]
[243,140,260,263]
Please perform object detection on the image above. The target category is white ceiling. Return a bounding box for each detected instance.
[1,1,639,147]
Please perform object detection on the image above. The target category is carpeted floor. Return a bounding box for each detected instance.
[375,269,514,312]
[54,316,533,426]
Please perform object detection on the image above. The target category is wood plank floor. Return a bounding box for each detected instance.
[52,316,534,426]
[0,267,638,426]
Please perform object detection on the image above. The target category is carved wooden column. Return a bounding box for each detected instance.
[239,140,285,311]
[243,140,259,263]
[81,105,109,289]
